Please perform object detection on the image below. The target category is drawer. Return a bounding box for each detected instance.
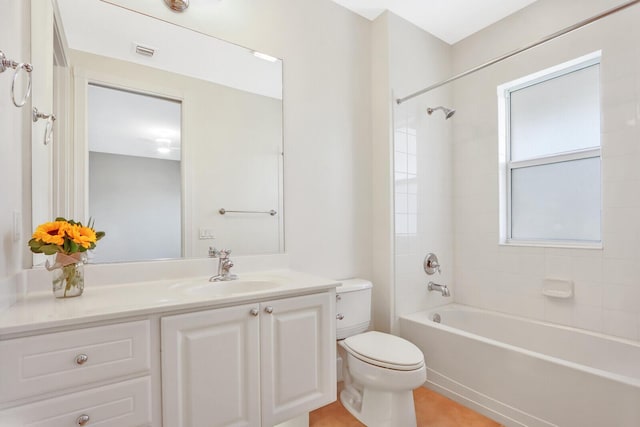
[0,320,150,404]
[0,376,152,427]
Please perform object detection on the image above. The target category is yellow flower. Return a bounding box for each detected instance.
[32,221,68,246]
[66,224,97,249]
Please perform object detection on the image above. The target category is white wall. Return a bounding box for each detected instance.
[370,14,395,333]
[0,0,30,308]
[452,0,640,340]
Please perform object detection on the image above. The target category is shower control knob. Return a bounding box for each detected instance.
[265,306,273,314]
[424,253,441,275]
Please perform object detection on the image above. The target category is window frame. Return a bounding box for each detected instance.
[498,52,603,248]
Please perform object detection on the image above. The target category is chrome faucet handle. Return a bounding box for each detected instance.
[209,247,233,258]
[424,253,441,275]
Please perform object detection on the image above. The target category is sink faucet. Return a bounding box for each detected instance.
[428,281,450,297]
[209,247,238,282]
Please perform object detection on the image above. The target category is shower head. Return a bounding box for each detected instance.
[427,106,456,119]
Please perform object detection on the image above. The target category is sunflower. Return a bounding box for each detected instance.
[32,221,69,246]
[66,224,97,249]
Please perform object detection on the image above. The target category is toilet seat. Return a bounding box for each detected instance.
[341,331,424,371]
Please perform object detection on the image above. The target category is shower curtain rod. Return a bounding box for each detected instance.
[396,0,640,105]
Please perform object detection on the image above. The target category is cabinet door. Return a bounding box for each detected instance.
[161,304,260,427]
[260,293,336,426]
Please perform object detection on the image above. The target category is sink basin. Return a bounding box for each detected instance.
[171,280,282,297]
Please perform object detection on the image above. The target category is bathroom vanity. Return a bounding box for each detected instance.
[0,271,338,426]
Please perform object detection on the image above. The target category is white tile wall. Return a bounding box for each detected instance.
[451,0,640,341]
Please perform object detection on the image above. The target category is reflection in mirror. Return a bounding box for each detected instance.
[43,0,284,265]
[88,85,182,263]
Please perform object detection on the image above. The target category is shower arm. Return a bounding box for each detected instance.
[396,0,640,104]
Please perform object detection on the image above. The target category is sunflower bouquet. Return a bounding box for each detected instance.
[29,218,105,298]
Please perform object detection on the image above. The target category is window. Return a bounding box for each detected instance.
[498,53,602,246]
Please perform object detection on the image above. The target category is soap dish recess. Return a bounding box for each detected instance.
[542,279,573,298]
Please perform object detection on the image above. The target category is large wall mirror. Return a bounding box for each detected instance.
[38,0,284,264]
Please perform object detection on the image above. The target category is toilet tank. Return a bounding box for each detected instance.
[336,279,373,340]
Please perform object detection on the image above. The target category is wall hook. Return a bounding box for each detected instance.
[33,107,56,145]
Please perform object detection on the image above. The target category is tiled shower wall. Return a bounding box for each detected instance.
[383,12,455,326]
[451,0,640,340]
[394,99,454,319]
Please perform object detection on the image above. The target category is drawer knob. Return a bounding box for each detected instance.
[336,313,344,320]
[250,308,259,317]
[76,414,90,425]
[264,306,273,314]
[75,354,88,365]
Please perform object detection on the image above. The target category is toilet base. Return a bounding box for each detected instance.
[340,386,418,427]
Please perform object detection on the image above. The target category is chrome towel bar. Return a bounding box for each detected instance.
[219,208,277,216]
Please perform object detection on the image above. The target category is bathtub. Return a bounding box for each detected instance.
[399,304,640,427]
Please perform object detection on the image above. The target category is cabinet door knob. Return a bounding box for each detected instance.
[76,414,90,425]
[336,313,344,320]
[250,308,259,317]
[336,294,341,301]
[75,354,88,365]
[264,306,273,314]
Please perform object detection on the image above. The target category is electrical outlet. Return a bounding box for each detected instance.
[199,228,215,240]
[13,211,21,242]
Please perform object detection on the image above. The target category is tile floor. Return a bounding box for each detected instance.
[309,386,502,427]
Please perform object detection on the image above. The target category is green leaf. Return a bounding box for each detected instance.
[54,217,67,222]
[95,231,106,240]
[68,240,79,253]
[41,245,60,255]
[28,239,43,250]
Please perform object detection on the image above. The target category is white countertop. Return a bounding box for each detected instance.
[0,270,340,337]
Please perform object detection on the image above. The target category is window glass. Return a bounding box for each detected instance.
[511,157,601,242]
[510,64,600,161]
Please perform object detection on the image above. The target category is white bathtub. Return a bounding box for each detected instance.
[399,304,640,427]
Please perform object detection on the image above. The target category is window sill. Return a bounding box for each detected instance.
[500,240,603,250]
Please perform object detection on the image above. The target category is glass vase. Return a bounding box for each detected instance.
[51,254,85,298]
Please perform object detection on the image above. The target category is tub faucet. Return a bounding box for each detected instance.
[428,281,450,297]
[209,247,238,282]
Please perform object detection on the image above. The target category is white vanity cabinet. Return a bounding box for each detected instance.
[0,320,153,426]
[161,292,335,427]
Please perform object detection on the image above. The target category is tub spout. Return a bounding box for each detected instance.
[428,281,450,297]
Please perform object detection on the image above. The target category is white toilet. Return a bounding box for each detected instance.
[336,279,427,427]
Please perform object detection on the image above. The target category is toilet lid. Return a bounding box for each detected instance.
[342,331,424,371]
